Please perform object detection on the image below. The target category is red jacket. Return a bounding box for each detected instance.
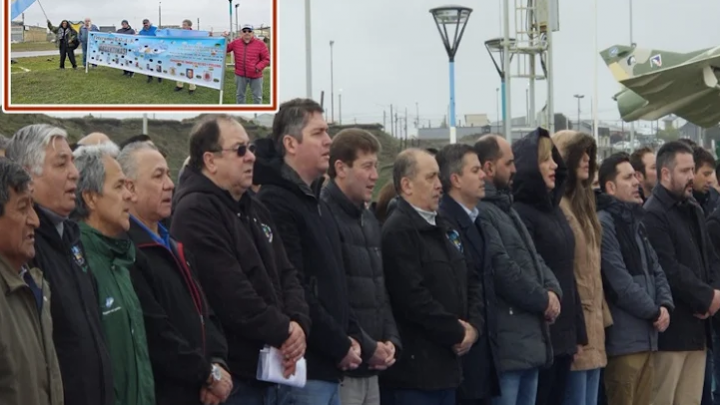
[227,37,269,79]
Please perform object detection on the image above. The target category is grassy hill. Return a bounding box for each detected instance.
[0,112,402,198]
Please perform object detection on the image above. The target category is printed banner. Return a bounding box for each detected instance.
[10,0,36,20]
[86,32,227,91]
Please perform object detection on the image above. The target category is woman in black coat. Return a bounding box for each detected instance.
[511,129,588,405]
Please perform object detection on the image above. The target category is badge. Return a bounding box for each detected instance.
[261,223,273,243]
[650,54,662,67]
[446,229,463,253]
[71,245,86,267]
[105,297,114,308]
[609,46,619,57]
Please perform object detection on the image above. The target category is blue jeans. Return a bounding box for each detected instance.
[380,388,455,405]
[283,380,340,405]
[563,368,601,405]
[224,378,293,405]
[491,368,539,405]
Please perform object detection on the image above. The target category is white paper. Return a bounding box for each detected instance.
[256,345,307,388]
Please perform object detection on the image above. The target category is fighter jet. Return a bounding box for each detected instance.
[600,44,720,128]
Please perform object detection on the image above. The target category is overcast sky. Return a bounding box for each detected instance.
[5,0,720,132]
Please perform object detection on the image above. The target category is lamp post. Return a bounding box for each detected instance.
[235,3,239,36]
[158,2,162,29]
[305,0,313,98]
[574,94,585,130]
[485,37,516,140]
[430,5,473,144]
[339,88,343,125]
[330,40,335,124]
[495,87,500,133]
[228,0,233,40]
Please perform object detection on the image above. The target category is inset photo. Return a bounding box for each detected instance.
[6,0,276,110]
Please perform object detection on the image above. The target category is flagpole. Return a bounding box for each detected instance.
[36,0,49,20]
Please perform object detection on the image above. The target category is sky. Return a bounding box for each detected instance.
[5,0,720,133]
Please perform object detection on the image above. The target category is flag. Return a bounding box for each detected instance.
[10,0,37,21]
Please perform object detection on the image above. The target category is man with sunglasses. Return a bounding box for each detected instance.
[223,24,269,104]
[171,115,310,405]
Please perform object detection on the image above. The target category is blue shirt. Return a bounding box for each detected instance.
[138,26,157,36]
[131,216,170,249]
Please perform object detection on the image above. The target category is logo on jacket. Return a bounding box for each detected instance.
[261,223,273,243]
[71,245,86,267]
[105,297,114,308]
[446,229,463,253]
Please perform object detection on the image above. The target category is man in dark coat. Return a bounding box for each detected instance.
[436,144,499,405]
[596,152,674,405]
[642,141,720,405]
[380,148,483,405]
[320,128,401,405]
[171,115,311,405]
[6,124,114,405]
[511,129,587,405]
[253,99,368,405]
[118,141,233,405]
[630,146,657,204]
[473,134,563,405]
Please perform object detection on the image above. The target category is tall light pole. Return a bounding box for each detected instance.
[305,0,313,99]
[158,2,162,28]
[496,87,500,133]
[629,0,635,145]
[485,37,516,140]
[574,94,585,130]
[235,3,239,36]
[228,0,233,40]
[430,5,473,144]
[338,88,343,125]
[330,40,335,124]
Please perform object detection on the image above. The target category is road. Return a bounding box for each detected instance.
[10,50,83,58]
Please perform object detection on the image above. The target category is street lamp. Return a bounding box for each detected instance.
[228,0,234,40]
[330,40,335,124]
[235,3,239,37]
[485,37,516,139]
[574,94,585,130]
[495,87,500,133]
[158,2,162,29]
[339,88,343,125]
[430,5,473,144]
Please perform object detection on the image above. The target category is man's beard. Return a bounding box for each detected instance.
[671,177,693,199]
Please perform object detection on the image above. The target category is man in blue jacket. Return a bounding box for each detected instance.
[138,19,161,83]
[78,17,98,68]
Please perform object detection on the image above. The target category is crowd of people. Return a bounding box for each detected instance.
[0,98,719,405]
[44,17,269,104]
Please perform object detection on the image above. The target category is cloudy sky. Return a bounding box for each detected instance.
[6,0,720,132]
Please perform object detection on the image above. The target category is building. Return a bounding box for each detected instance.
[11,21,50,43]
[98,26,116,33]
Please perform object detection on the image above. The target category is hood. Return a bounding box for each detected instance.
[172,165,249,214]
[511,127,568,210]
[551,130,598,196]
[252,137,318,199]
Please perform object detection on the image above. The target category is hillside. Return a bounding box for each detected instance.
[0,113,402,197]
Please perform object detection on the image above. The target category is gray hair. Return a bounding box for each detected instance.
[436,143,476,193]
[0,134,10,151]
[6,124,68,176]
[392,148,427,195]
[71,142,120,221]
[0,158,32,217]
[117,141,159,181]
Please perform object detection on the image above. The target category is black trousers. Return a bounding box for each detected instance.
[535,354,573,405]
[59,43,77,68]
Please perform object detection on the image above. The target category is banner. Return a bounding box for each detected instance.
[10,0,36,20]
[86,32,227,91]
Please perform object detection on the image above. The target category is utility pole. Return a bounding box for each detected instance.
[390,105,394,137]
[574,94,585,130]
[415,102,420,128]
[197,18,200,30]
[383,110,387,132]
[304,0,313,98]
[395,113,399,140]
[235,3,239,36]
[158,2,162,28]
[629,0,635,146]
[405,107,409,148]
[329,40,335,123]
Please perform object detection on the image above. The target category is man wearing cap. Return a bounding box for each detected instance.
[139,19,162,84]
[117,20,136,76]
[223,24,269,104]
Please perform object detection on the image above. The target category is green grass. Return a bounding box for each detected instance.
[9,56,271,105]
[10,42,57,52]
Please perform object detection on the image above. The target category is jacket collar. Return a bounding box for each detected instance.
[79,222,135,267]
[596,192,644,223]
[440,194,475,230]
[652,183,691,209]
[481,181,513,211]
[322,179,363,218]
[395,197,438,231]
[0,254,42,295]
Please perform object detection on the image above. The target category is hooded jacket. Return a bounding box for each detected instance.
[29,206,114,405]
[477,179,562,373]
[127,218,229,405]
[0,255,64,405]
[252,137,366,382]
[226,36,270,79]
[552,130,612,371]
[170,167,310,382]
[79,223,155,405]
[512,128,588,358]
[596,193,674,357]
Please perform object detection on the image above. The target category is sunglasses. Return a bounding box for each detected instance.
[217,143,256,157]
[242,29,252,33]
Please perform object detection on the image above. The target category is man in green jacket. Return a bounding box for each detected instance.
[71,143,155,405]
[0,158,64,405]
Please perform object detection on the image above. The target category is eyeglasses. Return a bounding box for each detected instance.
[215,143,256,157]
[242,29,252,33]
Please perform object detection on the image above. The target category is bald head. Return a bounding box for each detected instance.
[392,148,442,211]
[78,132,111,146]
[474,134,515,189]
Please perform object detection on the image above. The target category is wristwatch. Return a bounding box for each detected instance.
[207,364,221,386]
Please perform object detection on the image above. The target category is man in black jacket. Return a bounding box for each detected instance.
[321,128,402,405]
[170,115,311,405]
[253,98,366,405]
[643,141,720,405]
[436,144,499,405]
[630,146,657,204]
[118,141,233,405]
[688,144,720,217]
[6,124,114,405]
[381,148,483,405]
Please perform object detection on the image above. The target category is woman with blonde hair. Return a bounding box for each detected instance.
[552,130,613,405]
